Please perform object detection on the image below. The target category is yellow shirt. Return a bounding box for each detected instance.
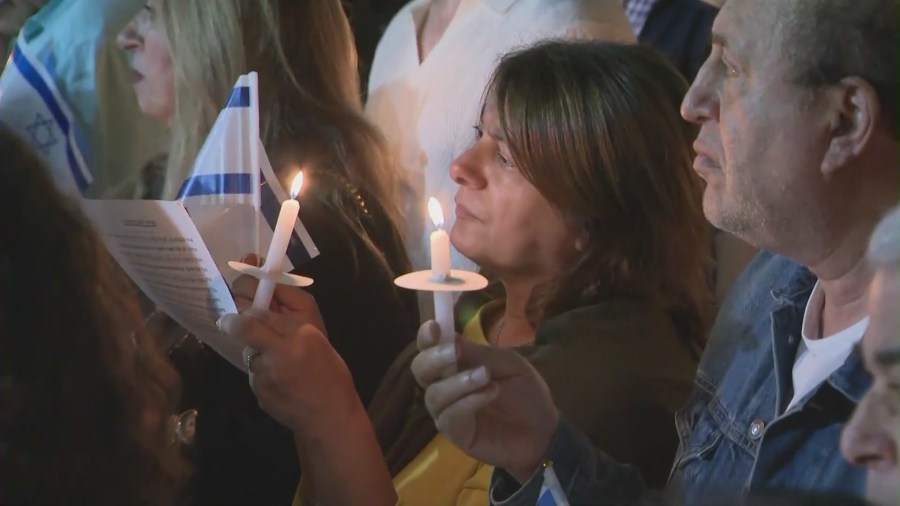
[392,312,492,506]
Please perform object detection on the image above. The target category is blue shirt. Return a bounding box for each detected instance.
[491,252,871,504]
[9,0,167,198]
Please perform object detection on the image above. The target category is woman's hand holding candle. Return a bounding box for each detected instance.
[427,198,454,342]
[222,278,397,506]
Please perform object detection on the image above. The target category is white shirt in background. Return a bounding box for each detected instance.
[366,0,635,272]
[788,282,869,411]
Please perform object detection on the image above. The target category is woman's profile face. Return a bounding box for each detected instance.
[450,101,578,279]
[117,0,175,123]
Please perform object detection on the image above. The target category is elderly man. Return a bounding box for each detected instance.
[841,206,900,506]
[411,0,899,503]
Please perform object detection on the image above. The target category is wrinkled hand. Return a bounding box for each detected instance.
[219,274,358,438]
[410,321,560,482]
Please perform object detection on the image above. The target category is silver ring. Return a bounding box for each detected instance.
[242,346,261,370]
[170,409,198,445]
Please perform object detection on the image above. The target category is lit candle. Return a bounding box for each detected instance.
[428,197,451,281]
[252,172,304,309]
[428,197,454,342]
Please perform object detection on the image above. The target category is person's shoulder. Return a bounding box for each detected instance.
[699,252,814,377]
[717,250,813,327]
[718,251,813,318]
[533,298,695,372]
[538,298,676,343]
[531,300,696,434]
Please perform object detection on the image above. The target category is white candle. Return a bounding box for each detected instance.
[252,172,304,309]
[434,291,455,345]
[427,197,454,342]
[428,197,451,281]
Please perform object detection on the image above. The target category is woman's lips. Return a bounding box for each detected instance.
[455,201,479,221]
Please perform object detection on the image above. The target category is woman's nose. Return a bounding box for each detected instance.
[450,145,488,190]
[117,21,141,52]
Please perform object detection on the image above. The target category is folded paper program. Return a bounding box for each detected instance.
[83,198,245,369]
[83,73,318,371]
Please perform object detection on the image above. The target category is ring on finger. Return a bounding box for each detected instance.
[242,346,262,370]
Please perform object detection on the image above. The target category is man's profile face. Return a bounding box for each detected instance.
[679,0,835,251]
[841,266,900,506]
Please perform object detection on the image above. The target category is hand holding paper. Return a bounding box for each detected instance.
[85,73,319,372]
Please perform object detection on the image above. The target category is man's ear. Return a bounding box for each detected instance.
[821,77,880,176]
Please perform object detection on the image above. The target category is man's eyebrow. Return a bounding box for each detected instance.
[874,347,900,368]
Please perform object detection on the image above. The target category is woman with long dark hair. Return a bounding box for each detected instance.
[220,40,711,505]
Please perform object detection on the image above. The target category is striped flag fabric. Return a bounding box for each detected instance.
[177,74,258,206]
[177,72,318,279]
[537,461,571,506]
[0,39,92,197]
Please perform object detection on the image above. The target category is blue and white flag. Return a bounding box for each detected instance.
[177,74,257,206]
[537,462,570,506]
[0,39,92,198]
[178,72,318,280]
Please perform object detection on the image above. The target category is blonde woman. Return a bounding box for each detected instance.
[118,1,418,504]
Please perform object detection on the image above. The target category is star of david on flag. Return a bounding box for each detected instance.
[0,39,92,197]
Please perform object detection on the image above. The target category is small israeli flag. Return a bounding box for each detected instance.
[178,72,318,278]
[537,461,570,506]
[177,74,257,205]
[0,39,92,197]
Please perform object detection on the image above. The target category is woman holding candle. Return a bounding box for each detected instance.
[117,1,418,504]
[220,41,712,505]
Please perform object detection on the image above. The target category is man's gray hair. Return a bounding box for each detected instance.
[787,0,899,136]
[868,205,900,266]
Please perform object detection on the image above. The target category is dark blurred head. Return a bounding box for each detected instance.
[841,205,900,506]
[0,127,186,505]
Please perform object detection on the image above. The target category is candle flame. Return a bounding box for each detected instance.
[427,197,444,228]
[290,172,304,199]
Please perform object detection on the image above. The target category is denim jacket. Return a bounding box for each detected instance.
[491,252,872,505]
